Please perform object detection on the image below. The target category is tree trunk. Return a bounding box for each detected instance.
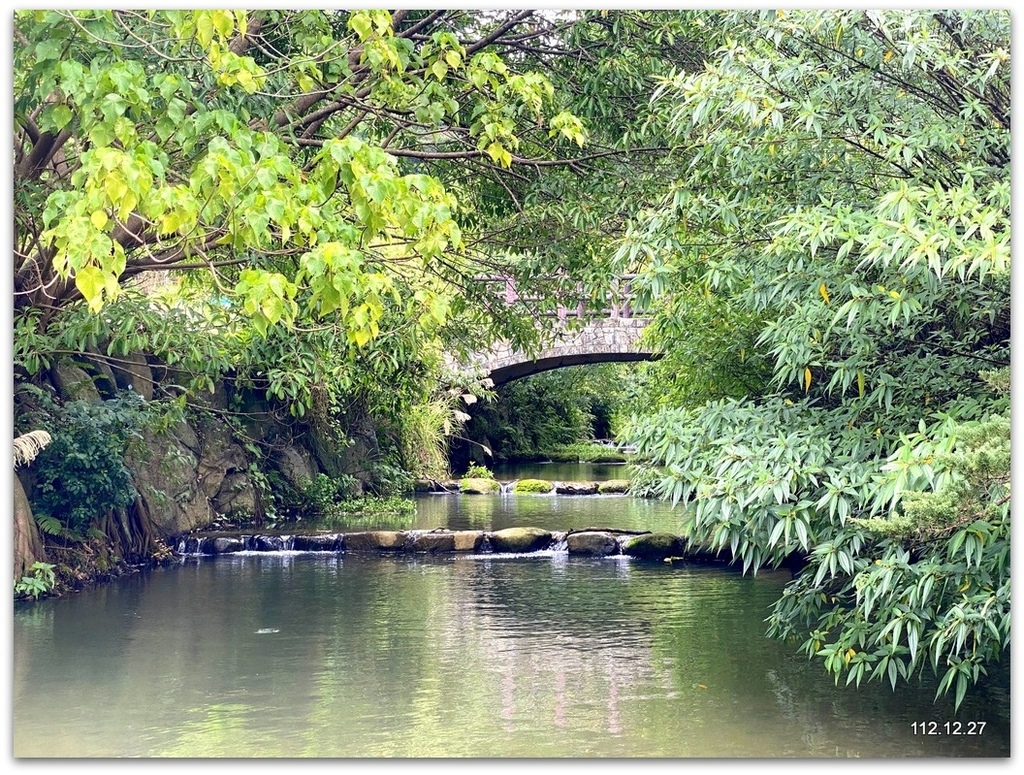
[13,474,47,581]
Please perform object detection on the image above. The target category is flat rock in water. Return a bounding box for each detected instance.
[566,531,619,556]
[488,527,552,553]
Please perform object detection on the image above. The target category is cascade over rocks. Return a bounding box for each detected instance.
[176,526,734,568]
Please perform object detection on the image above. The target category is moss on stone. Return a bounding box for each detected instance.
[597,479,631,494]
[512,478,554,494]
[622,532,685,560]
[460,477,501,494]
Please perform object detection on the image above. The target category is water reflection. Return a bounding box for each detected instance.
[13,465,1012,758]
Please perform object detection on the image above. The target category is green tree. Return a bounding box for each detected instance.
[13,10,599,341]
[617,9,1010,706]
[11,9,703,558]
[12,9,702,425]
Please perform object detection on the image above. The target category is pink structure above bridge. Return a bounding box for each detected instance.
[459,274,657,385]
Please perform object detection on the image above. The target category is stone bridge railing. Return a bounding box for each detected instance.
[476,273,641,321]
[457,274,657,385]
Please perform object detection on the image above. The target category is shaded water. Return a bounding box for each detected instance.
[490,460,632,483]
[12,468,1012,758]
[410,489,685,535]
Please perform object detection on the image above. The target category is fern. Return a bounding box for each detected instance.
[34,512,66,536]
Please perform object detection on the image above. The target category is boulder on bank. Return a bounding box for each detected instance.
[566,531,619,556]
[597,479,631,494]
[489,527,552,553]
[460,477,501,494]
[512,478,554,494]
[622,532,686,560]
[109,351,154,400]
[52,362,102,403]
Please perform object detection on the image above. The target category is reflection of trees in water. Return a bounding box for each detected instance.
[443,555,673,736]
[412,490,685,534]
[764,668,836,756]
[763,656,1012,758]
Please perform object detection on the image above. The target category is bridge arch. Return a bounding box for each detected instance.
[467,318,658,386]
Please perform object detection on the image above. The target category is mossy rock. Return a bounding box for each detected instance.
[489,527,552,553]
[460,477,501,494]
[597,479,631,494]
[584,451,629,464]
[512,478,554,494]
[622,532,686,560]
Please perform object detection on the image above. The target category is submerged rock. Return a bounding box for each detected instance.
[292,534,341,552]
[209,537,245,554]
[452,531,485,551]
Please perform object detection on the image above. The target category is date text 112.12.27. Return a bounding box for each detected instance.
[911,721,986,735]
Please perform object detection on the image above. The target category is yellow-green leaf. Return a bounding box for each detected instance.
[819,282,830,304]
[75,265,106,312]
[211,10,234,39]
[804,367,812,393]
[195,12,214,48]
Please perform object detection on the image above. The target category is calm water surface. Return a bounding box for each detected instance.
[12,469,1011,758]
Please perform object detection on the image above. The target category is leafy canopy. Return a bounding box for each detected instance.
[617,9,1010,706]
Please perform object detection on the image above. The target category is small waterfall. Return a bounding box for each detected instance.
[499,480,517,495]
[176,536,205,555]
[549,532,568,553]
[253,534,293,552]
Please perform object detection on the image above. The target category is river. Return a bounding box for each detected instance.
[12,463,1011,758]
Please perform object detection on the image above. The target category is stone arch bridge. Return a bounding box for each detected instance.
[458,275,658,386]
